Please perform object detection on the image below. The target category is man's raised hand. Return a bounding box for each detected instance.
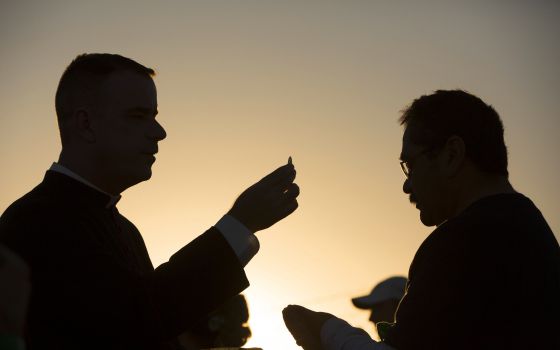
[227,158,300,233]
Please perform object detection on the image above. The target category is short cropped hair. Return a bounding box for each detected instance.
[399,90,508,176]
[55,53,155,142]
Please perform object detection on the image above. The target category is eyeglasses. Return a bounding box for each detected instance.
[400,148,433,178]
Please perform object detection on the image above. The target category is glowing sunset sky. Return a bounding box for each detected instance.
[1,1,559,349]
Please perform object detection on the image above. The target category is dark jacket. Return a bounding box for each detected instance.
[0,171,249,350]
[390,193,560,349]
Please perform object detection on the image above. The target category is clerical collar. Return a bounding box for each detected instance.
[49,162,122,208]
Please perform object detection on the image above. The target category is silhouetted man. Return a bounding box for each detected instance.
[283,90,560,350]
[351,276,407,338]
[0,53,300,350]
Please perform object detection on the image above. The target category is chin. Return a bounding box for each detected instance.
[420,210,449,227]
[125,168,153,187]
[139,169,153,181]
[419,210,438,227]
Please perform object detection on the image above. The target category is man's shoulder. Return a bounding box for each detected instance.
[439,193,542,234]
[459,193,554,241]
[0,182,59,257]
[0,178,83,245]
[1,182,56,224]
[415,193,550,262]
[429,192,558,267]
[463,192,534,219]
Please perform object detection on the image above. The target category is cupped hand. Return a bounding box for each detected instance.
[282,305,333,350]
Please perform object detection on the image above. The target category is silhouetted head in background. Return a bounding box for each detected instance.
[179,294,252,349]
[399,90,512,226]
[55,53,167,195]
[352,276,407,326]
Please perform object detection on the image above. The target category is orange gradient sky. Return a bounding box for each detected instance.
[1,1,559,349]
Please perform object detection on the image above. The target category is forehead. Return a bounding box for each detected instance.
[99,70,157,110]
[400,124,424,159]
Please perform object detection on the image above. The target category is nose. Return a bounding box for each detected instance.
[403,178,412,194]
[148,119,167,141]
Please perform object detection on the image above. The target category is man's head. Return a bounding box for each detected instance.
[399,90,508,226]
[352,276,407,325]
[55,53,166,194]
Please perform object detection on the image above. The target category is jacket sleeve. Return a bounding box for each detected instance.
[321,317,396,350]
[148,226,250,339]
[0,202,249,349]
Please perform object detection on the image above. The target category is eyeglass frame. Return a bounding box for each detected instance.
[400,147,438,178]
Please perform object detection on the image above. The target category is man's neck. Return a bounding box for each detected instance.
[57,151,121,196]
[451,174,515,219]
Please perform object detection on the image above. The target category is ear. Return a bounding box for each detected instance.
[74,109,96,143]
[441,135,465,177]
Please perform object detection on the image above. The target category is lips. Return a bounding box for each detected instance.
[141,149,158,156]
[141,151,157,162]
[142,145,159,155]
[143,154,156,163]
[409,195,419,209]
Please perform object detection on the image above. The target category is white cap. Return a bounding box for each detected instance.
[352,276,407,309]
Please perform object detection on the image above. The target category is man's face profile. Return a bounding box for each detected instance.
[400,123,447,227]
[92,70,166,190]
[368,299,400,324]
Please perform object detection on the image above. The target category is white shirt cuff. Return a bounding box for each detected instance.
[321,317,395,350]
[215,214,260,267]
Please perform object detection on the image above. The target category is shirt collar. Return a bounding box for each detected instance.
[49,162,121,208]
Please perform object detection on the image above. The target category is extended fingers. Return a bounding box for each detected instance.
[263,173,299,208]
[236,160,299,232]
[260,162,296,187]
[283,305,323,350]
[283,304,316,326]
[283,183,300,199]
[283,305,308,339]
[277,166,297,190]
[270,184,299,223]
